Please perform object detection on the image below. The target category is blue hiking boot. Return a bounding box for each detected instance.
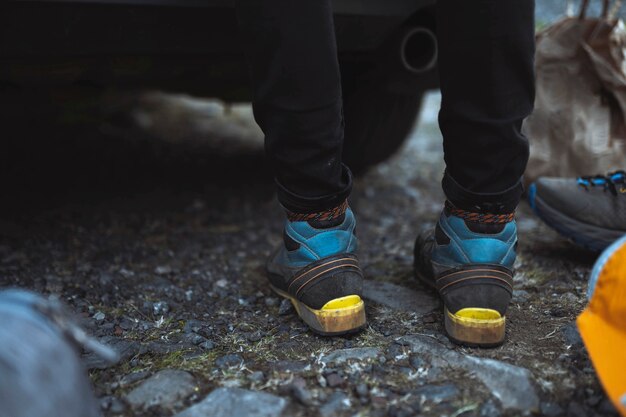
[414,201,517,347]
[266,201,366,335]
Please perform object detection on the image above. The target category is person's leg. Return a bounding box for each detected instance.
[235,0,365,335]
[415,0,535,347]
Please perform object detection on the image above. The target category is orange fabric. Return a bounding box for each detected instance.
[578,242,626,417]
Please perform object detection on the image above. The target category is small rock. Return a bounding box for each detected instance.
[325,373,344,388]
[355,383,369,398]
[183,320,204,334]
[215,354,244,369]
[398,335,539,412]
[125,369,196,410]
[320,392,351,417]
[154,265,172,275]
[480,399,502,417]
[93,311,106,321]
[320,347,381,365]
[541,402,565,417]
[567,402,587,417]
[286,378,313,406]
[363,280,438,313]
[512,290,531,304]
[100,396,126,414]
[200,340,216,350]
[278,299,294,316]
[173,387,287,417]
[153,301,170,315]
[264,297,279,307]
[562,323,584,348]
[248,371,265,383]
[247,331,263,342]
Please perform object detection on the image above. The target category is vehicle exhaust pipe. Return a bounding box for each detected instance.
[400,27,438,74]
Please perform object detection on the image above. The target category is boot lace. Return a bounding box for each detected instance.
[577,170,626,196]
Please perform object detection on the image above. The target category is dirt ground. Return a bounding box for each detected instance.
[0,88,619,417]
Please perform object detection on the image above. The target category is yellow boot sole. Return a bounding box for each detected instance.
[444,307,506,347]
[270,285,366,336]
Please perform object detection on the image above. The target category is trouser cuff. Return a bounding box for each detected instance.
[442,171,523,214]
[276,164,353,214]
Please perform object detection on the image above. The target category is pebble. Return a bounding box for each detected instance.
[512,290,531,304]
[355,383,369,398]
[100,396,126,414]
[541,402,565,417]
[325,373,344,388]
[93,311,106,321]
[183,320,204,334]
[152,301,170,315]
[125,369,196,410]
[215,354,244,369]
[173,387,287,417]
[200,340,216,350]
[154,265,172,275]
[278,299,294,316]
[480,399,503,417]
[248,371,265,384]
[264,297,279,307]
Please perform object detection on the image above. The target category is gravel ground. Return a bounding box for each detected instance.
[0,87,620,417]
[1,5,624,414]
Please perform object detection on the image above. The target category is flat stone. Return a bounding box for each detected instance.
[125,369,196,410]
[119,370,151,387]
[363,280,438,313]
[320,347,381,365]
[464,356,539,411]
[398,335,539,412]
[173,388,287,417]
[271,360,310,373]
[319,392,351,417]
[83,337,143,370]
[411,384,459,404]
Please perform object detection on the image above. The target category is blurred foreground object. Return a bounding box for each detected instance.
[524,0,626,183]
[0,289,118,417]
[578,234,626,416]
[528,170,626,251]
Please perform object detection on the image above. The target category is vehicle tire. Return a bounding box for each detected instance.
[341,81,424,175]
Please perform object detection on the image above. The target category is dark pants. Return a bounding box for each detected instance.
[236,0,535,214]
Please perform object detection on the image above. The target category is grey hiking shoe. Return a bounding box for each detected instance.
[529,171,626,251]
